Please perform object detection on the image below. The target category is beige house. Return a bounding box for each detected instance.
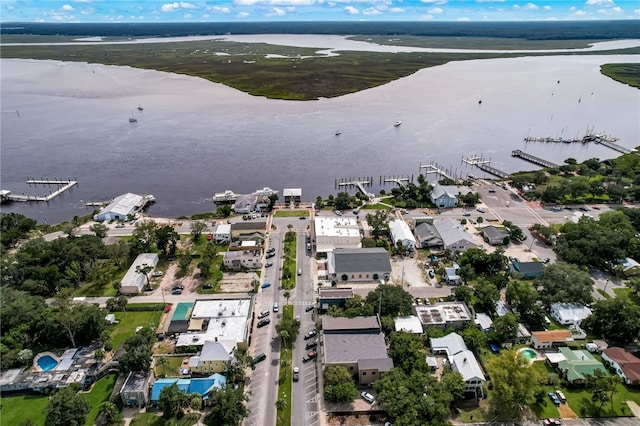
[189,340,233,374]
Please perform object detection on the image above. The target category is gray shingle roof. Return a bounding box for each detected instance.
[432,218,477,249]
[358,358,394,371]
[322,316,380,332]
[199,340,232,363]
[332,248,391,274]
[323,332,389,363]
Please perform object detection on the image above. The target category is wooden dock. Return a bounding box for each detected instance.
[337,178,374,200]
[462,155,510,179]
[592,138,636,155]
[1,179,77,203]
[511,150,559,168]
[419,162,458,181]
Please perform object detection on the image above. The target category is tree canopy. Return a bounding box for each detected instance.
[582,298,640,345]
[323,365,358,403]
[203,386,249,426]
[534,262,593,307]
[45,386,91,426]
[365,285,413,317]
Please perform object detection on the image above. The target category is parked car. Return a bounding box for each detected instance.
[152,271,163,277]
[253,353,266,365]
[488,189,496,193]
[542,419,562,426]
[257,318,271,328]
[265,262,273,268]
[462,212,471,216]
[361,391,375,404]
[273,302,279,312]
[555,390,566,403]
[304,330,317,340]
[334,210,342,216]
[115,224,125,228]
[267,247,276,254]
[548,391,561,406]
[299,216,306,220]
[202,283,213,289]
[305,305,314,312]
[302,351,317,363]
[476,207,485,213]
[258,310,270,319]
[266,252,275,259]
[293,367,299,382]
[415,297,423,305]
[428,270,435,279]
[297,269,302,276]
[261,281,271,289]
[305,340,318,350]
[171,289,182,295]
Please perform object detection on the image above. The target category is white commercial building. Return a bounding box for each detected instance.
[120,253,159,294]
[313,216,361,253]
[94,193,145,222]
[214,224,231,244]
[388,219,416,251]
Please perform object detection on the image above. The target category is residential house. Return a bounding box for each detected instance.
[318,288,354,312]
[322,316,393,385]
[432,219,478,252]
[230,221,266,239]
[510,261,545,279]
[556,347,607,384]
[531,330,573,349]
[120,253,159,294]
[214,224,231,244]
[482,226,510,245]
[94,192,146,221]
[389,219,416,251]
[415,302,472,330]
[414,222,443,249]
[430,332,485,398]
[430,184,460,208]
[602,347,640,385]
[394,316,424,334]
[313,216,361,253]
[327,247,391,283]
[120,371,152,408]
[619,257,640,277]
[475,313,493,332]
[443,263,462,285]
[550,303,592,326]
[189,340,233,375]
[151,374,226,406]
[516,323,532,345]
[223,250,262,271]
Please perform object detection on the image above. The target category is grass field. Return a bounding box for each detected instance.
[276,305,294,426]
[600,63,640,89]
[111,309,162,349]
[154,355,185,377]
[84,373,118,426]
[281,232,297,290]
[274,210,308,217]
[130,412,200,426]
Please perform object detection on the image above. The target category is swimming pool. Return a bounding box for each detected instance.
[36,355,59,371]
[519,348,538,361]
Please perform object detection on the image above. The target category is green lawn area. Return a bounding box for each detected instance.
[154,355,185,377]
[274,210,308,217]
[361,203,392,210]
[0,394,48,426]
[276,305,293,426]
[613,288,632,299]
[281,232,297,290]
[130,412,200,426]
[84,373,118,426]
[111,309,162,349]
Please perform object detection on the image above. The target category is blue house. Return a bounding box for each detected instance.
[151,373,226,406]
[430,184,460,209]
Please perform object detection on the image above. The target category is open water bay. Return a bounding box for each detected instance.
[1,45,639,223]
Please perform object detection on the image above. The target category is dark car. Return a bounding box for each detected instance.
[265,262,273,268]
[302,351,317,363]
[252,353,266,365]
[548,391,561,406]
[305,340,318,350]
[171,289,182,295]
[202,283,213,289]
[304,330,317,340]
[305,305,314,312]
[266,252,275,259]
[257,318,271,328]
[267,247,276,254]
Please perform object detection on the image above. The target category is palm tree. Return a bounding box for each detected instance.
[283,290,291,305]
[279,330,289,347]
[98,401,121,425]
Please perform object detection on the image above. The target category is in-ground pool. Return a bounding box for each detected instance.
[36,355,59,371]
[519,348,538,362]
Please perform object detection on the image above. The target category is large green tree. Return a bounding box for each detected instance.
[158,383,187,418]
[485,349,545,418]
[204,386,249,426]
[473,278,500,315]
[582,298,640,345]
[44,387,91,426]
[491,313,518,344]
[388,331,428,375]
[323,365,358,402]
[366,210,391,239]
[365,285,413,317]
[534,262,593,307]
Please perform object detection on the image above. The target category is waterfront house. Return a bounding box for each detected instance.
[550,303,592,326]
[430,332,485,398]
[482,226,510,245]
[414,222,444,249]
[327,247,391,283]
[283,188,302,204]
[120,253,159,294]
[602,347,640,385]
[94,192,145,222]
[389,219,416,251]
[120,371,152,408]
[430,184,460,209]
[214,224,231,244]
[432,218,478,252]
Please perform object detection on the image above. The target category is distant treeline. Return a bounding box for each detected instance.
[2,20,639,40]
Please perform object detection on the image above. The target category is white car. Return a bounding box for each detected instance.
[152,271,163,277]
[361,391,375,404]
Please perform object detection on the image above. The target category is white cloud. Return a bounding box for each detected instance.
[524,2,539,10]
[457,17,471,21]
[612,6,622,12]
[634,8,640,15]
[543,5,551,11]
[574,9,587,15]
[267,7,287,16]
[344,6,359,14]
[234,0,314,5]
[546,16,557,20]
[61,4,74,11]
[237,11,250,17]
[208,6,231,13]
[418,14,434,20]
[586,0,614,6]
[429,7,444,14]
[184,13,192,18]
[35,18,45,22]
[161,2,197,12]
[421,0,447,3]
[363,7,382,15]
[389,7,404,12]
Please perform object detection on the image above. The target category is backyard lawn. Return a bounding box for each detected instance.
[154,355,186,377]
[84,373,118,426]
[111,309,162,350]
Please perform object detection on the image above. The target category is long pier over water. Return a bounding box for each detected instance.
[511,150,559,168]
[1,179,78,203]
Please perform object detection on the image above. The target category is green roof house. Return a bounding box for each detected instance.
[557,347,607,384]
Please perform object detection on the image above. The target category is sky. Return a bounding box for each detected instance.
[2,0,639,23]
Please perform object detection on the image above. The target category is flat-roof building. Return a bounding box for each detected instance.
[415,301,472,329]
[120,371,152,408]
[120,253,159,294]
[313,216,361,253]
[94,193,145,222]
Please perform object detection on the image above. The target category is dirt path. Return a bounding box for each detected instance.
[558,402,578,419]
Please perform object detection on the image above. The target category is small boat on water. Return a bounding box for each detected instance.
[335,131,341,136]
[129,117,138,123]
[394,121,402,127]
[137,105,144,111]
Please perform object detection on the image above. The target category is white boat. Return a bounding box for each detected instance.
[129,117,138,123]
[394,121,402,127]
[255,187,278,197]
[213,190,238,203]
[335,131,341,136]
